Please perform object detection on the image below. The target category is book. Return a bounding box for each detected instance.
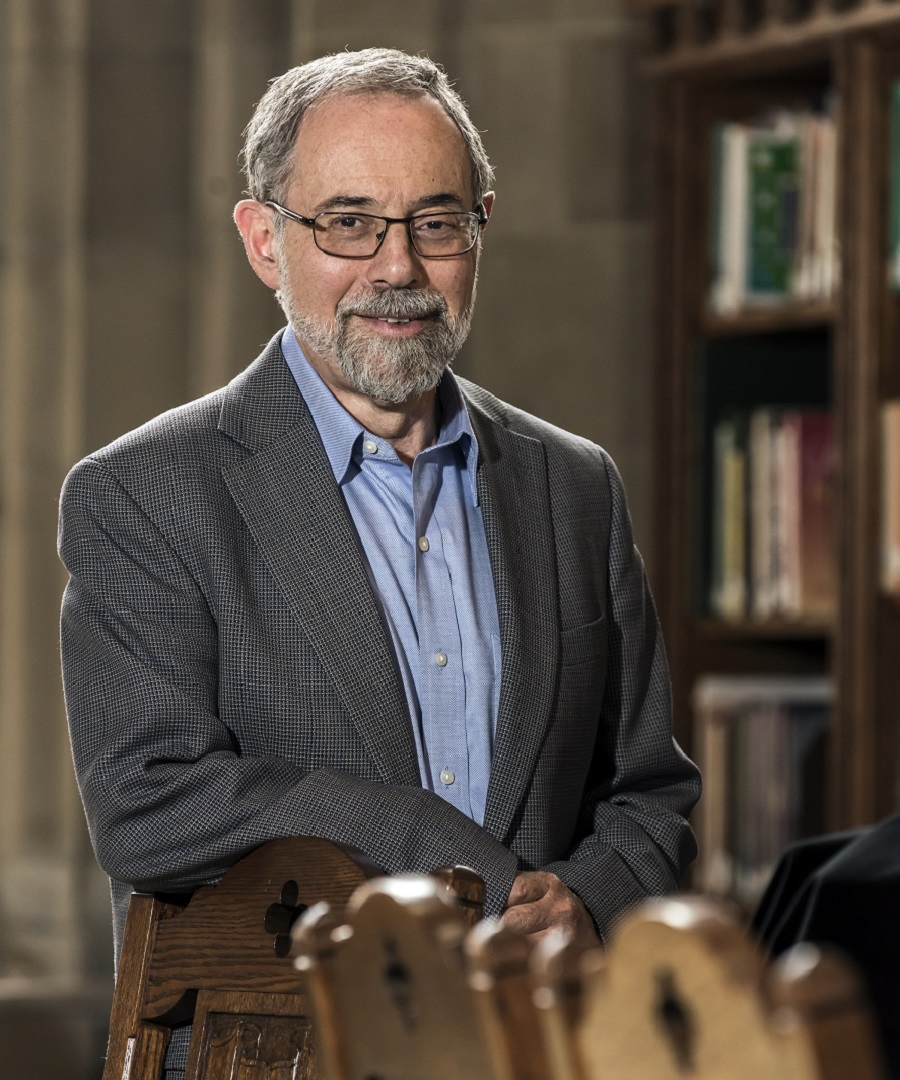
[814,106,840,299]
[710,122,750,315]
[778,410,836,618]
[693,674,832,905]
[889,82,900,292]
[707,406,835,621]
[710,414,748,619]
[749,407,780,619]
[882,399,900,592]
[707,104,839,312]
[746,128,800,301]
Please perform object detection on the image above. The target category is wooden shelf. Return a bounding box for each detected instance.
[695,616,834,639]
[701,300,838,335]
[641,0,900,75]
[648,14,900,833]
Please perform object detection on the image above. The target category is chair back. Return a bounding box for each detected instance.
[294,874,495,1080]
[103,836,381,1080]
[531,895,887,1080]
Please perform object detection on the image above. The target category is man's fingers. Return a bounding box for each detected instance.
[501,870,599,948]
[505,870,551,907]
[500,896,554,935]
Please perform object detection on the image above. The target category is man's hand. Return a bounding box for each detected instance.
[500,870,599,948]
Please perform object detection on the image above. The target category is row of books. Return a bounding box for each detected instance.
[693,674,831,905]
[709,406,836,622]
[709,104,839,315]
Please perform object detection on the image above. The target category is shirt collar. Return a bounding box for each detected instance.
[280,325,481,503]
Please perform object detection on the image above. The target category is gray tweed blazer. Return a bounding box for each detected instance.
[59,332,700,963]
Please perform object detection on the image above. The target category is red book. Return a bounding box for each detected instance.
[780,410,836,619]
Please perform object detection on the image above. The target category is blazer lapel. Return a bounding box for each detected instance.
[466,397,560,845]
[218,341,420,787]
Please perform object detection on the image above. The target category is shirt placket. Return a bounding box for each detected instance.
[413,450,469,815]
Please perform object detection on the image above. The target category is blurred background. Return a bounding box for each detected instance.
[0,1,654,1075]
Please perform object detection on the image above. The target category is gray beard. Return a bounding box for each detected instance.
[280,283,475,405]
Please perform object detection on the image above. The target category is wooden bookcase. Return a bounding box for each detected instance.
[638,0,900,846]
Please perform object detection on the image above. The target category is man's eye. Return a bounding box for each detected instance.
[415,217,452,233]
[334,216,366,230]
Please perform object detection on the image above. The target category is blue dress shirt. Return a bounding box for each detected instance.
[280,327,501,824]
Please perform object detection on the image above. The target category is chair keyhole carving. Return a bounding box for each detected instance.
[654,967,696,1073]
[382,937,417,1033]
[264,879,308,957]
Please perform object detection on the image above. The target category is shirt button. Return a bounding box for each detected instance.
[417,536,430,552]
[363,439,378,455]
[434,651,448,667]
[440,769,455,786]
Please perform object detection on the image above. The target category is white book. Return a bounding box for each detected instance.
[711,123,749,315]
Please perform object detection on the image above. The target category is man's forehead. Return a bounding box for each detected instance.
[288,90,472,203]
[300,88,455,131]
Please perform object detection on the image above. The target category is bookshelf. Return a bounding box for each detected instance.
[636,0,900,894]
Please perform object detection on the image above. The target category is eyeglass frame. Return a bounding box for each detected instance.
[264,200,489,260]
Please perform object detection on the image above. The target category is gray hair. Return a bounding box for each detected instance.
[241,48,494,211]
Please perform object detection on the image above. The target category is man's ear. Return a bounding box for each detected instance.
[234,200,281,290]
[480,191,495,223]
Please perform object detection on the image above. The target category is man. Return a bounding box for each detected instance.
[60,47,699,1072]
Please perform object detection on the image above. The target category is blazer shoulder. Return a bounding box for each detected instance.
[58,337,289,582]
[458,376,616,479]
[63,333,292,498]
[66,388,228,489]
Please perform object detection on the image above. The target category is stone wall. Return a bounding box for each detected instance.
[0,3,652,1076]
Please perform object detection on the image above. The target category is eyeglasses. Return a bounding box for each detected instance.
[265,201,488,259]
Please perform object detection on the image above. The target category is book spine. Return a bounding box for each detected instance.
[749,407,779,618]
[745,130,799,302]
[692,675,833,905]
[711,123,749,314]
[711,416,748,618]
[882,400,900,592]
[797,412,836,617]
[889,82,900,292]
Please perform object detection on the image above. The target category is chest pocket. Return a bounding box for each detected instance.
[559,613,607,668]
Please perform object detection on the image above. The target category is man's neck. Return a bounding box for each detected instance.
[329,382,440,467]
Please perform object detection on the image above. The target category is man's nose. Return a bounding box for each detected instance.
[368,220,422,287]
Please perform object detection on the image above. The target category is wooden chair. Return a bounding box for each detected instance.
[295,883,887,1080]
[293,873,496,1080]
[104,836,381,1080]
[465,917,552,1080]
[293,872,551,1080]
[531,894,888,1080]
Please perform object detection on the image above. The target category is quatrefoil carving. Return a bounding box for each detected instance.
[264,879,308,958]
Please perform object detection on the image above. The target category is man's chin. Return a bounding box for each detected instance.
[339,364,449,406]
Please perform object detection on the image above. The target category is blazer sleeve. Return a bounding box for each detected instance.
[59,455,519,917]
[541,450,701,941]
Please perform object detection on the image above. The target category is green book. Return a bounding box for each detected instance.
[746,131,800,297]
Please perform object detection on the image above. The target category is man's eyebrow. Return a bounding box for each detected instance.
[312,192,470,214]
[313,195,378,213]
[409,193,468,211]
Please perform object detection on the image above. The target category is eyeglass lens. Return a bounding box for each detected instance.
[313,212,479,257]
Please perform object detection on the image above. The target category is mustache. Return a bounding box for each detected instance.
[338,289,449,322]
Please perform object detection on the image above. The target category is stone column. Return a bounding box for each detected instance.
[187,0,290,399]
[0,0,90,986]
